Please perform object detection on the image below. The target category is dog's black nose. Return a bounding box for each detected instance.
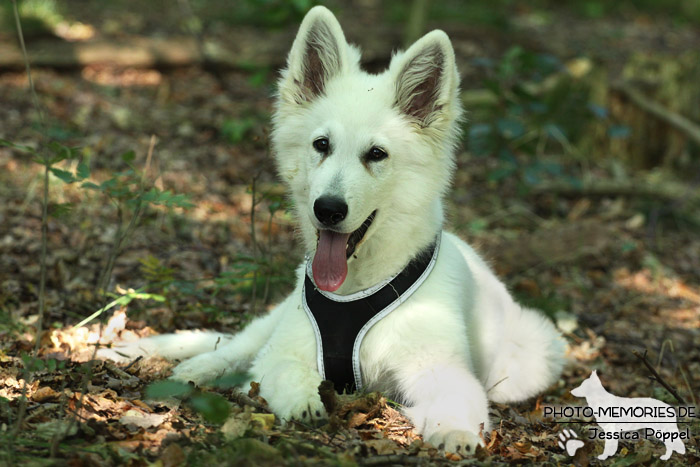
[314,196,348,226]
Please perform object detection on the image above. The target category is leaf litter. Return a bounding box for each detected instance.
[1,13,700,465]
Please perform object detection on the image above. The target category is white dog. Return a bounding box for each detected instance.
[102,6,565,454]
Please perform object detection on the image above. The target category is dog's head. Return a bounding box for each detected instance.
[272,6,462,292]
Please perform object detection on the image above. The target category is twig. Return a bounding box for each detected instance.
[612,81,700,146]
[51,324,105,457]
[250,175,259,313]
[679,364,697,407]
[104,360,138,380]
[262,209,274,304]
[11,0,44,128]
[260,131,275,305]
[141,134,156,184]
[404,0,429,46]
[361,454,439,466]
[632,349,687,406]
[230,390,270,413]
[96,204,125,293]
[533,179,700,228]
[96,135,157,292]
[8,1,49,459]
[48,377,71,456]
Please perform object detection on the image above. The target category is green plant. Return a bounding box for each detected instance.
[221,117,257,144]
[0,4,198,461]
[75,288,166,329]
[0,0,63,37]
[466,47,629,186]
[19,353,67,373]
[387,0,510,29]
[198,0,315,28]
[145,373,248,424]
[0,140,195,298]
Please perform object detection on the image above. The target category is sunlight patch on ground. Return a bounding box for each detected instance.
[614,267,700,303]
[653,307,700,330]
[614,267,700,329]
[82,66,162,87]
[54,21,96,42]
[0,72,30,88]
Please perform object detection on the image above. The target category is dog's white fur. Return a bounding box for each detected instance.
[101,7,565,453]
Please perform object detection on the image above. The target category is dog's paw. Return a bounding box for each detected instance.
[279,396,328,427]
[427,429,482,455]
[262,381,327,426]
[170,353,230,386]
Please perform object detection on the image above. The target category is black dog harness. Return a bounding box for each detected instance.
[302,234,441,393]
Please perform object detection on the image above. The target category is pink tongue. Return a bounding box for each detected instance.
[312,230,351,292]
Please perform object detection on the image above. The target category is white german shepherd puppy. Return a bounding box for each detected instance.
[103,6,565,454]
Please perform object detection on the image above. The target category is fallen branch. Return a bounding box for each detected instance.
[612,81,700,146]
[533,179,700,206]
[361,454,444,466]
[0,30,390,70]
[230,390,270,413]
[632,349,687,406]
[104,360,138,380]
[122,355,143,372]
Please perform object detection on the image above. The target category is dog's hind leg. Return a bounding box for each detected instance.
[451,236,565,403]
[482,305,565,404]
[98,330,234,363]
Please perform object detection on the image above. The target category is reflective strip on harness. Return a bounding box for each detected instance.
[302,234,441,393]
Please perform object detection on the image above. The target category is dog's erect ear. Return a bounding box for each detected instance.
[391,30,459,127]
[279,6,350,105]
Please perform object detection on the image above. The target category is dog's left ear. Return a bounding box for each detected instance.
[391,30,460,128]
[278,6,353,105]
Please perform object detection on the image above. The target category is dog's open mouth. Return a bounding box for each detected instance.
[312,210,376,292]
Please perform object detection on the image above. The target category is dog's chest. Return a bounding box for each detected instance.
[302,236,440,393]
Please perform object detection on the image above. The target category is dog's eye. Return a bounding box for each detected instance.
[313,137,330,153]
[366,146,388,162]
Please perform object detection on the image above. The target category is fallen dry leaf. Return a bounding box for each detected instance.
[31,385,60,402]
[119,409,168,429]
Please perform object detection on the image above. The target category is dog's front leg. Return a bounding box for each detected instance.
[400,362,489,455]
[253,356,326,425]
[249,303,327,425]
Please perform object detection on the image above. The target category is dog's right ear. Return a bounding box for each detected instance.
[278,6,350,105]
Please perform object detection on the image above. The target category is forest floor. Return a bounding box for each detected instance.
[1,2,699,465]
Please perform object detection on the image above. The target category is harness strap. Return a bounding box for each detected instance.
[303,234,441,393]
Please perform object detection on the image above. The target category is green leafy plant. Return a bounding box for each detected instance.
[0,0,63,38]
[19,353,67,373]
[0,139,194,299]
[75,288,166,329]
[145,373,248,424]
[466,47,629,186]
[221,117,257,144]
[206,0,315,28]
